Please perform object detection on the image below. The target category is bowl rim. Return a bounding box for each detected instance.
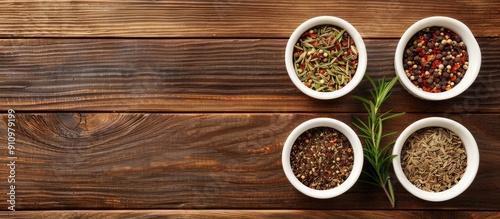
[394,16,481,101]
[282,117,363,199]
[285,16,367,100]
[392,117,480,202]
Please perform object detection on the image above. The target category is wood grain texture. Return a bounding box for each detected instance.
[0,0,498,38]
[0,210,499,219]
[0,0,498,216]
[0,113,498,210]
[0,38,498,113]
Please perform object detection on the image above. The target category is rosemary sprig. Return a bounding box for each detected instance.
[352,75,405,208]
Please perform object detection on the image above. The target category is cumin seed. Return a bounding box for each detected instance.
[401,127,467,192]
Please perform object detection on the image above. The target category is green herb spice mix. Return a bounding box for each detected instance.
[293,25,359,92]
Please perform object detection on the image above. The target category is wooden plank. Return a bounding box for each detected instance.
[0,210,499,219]
[0,113,498,210]
[0,38,498,113]
[0,0,497,38]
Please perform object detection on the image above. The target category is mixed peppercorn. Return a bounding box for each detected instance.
[403,26,468,92]
[293,25,358,92]
[290,127,354,190]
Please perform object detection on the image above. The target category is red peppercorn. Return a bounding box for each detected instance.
[403,26,468,93]
[419,50,426,57]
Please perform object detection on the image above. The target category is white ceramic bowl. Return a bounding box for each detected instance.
[285,16,367,100]
[394,16,481,100]
[282,118,363,199]
[392,117,479,202]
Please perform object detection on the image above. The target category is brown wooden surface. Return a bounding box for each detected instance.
[0,210,499,219]
[0,0,499,218]
[0,0,498,38]
[0,38,498,113]
[0,113,499,211]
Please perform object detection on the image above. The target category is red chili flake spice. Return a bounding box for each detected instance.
[293,25,359,92]
[403,26,469,93]
[290,127,354,190]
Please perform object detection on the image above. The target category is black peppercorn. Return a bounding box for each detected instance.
[291,127,354,190]
[402,26,468,92]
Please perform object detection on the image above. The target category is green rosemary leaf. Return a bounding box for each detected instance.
[378,110,393,119]
[352,75,404,208]
[365,158,377,167]
[294,45,304,51]
[381,154,398,165]
[376,117,383,148]
[366,76,378,97]
[384,139,398,149]
[380,140,396,154]
[352,124,370,137]
[352,117,370,132]
[387,178,396,204]
[359,179,382,187]
[333,29,345,43]
[381,112,406,122]
[381,131,398,139]
[357,134,371,140]
[361,171,382,185]
[302,41,313,48]
[352,95,371,105]
[369,90,377,102]
[361,103,371,117]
